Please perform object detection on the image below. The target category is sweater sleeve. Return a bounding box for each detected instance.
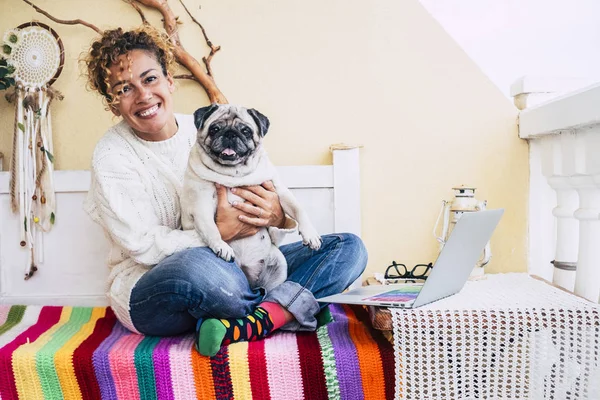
[268,216,298,246]
[85,151,203,266]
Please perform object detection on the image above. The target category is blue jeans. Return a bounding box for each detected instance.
[129,233,367,336]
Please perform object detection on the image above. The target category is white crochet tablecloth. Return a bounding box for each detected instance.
[390,273,600,400]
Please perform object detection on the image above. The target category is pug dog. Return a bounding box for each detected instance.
[181,104,322,291]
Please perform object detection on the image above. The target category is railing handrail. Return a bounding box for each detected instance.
[519,81,600,139]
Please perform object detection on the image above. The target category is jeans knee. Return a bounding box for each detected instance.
[210,288,256,317]
[199,277,258,318]
[338,233,368,278]
[168,247,258,317]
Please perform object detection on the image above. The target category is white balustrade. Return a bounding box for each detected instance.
[547,175,578,291]
[515,76,600,302]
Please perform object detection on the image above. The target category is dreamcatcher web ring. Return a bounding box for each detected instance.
[14,21,64,88]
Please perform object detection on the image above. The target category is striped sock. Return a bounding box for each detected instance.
[196,304,283,357]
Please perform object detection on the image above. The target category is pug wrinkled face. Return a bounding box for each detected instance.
[193,104,270,166]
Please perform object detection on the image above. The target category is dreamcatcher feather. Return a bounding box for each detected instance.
[4,22,64,280]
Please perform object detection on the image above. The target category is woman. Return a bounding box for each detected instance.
[83,26,367,357]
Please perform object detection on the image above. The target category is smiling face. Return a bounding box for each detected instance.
[108,49,177,141]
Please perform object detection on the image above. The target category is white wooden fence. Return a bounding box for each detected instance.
[0,147,361,305]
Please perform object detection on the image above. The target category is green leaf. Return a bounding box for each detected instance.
[24,216,27,232]
[50,212,55,225]
[17,122,25,132]
[45,149,54,163]
[0,77,14,90]
[0,64,13,75]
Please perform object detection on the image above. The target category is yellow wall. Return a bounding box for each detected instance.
[0,0,528,276]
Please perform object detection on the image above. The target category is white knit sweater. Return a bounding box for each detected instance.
[84,114,201,332]
[84,114,296,333]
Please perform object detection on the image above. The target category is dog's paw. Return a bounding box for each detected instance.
[211,241,236,262]
[300,227,322,251]
[305,235,322,250]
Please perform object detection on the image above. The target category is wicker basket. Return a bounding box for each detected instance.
[363,277,394,339]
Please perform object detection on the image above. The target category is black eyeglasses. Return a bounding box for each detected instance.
[384,261,433,282]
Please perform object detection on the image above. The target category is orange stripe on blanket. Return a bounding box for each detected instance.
[191,347,216,400]
[342,305,386,400]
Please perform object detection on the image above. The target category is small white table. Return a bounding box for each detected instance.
[390,273,600,400]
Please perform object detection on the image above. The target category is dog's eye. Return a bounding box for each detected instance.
[241,127,252,136]
[209,125,220,134]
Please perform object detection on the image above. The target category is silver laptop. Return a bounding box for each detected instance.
[317,209,504,308]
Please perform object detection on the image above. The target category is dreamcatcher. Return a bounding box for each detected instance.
[4,22,64,279]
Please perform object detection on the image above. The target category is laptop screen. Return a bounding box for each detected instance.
[362,285,421,303]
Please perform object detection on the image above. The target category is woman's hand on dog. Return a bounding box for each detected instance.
[215,182,286,241]
[215,184,259,241]
[231,181,286,229]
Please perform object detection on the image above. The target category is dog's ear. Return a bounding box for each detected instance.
[193,104,220,130]
[247,108,270,137]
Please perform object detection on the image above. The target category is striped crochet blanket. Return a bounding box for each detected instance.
[0,303,396,400]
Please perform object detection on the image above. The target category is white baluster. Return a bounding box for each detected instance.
[565,128,600,302]
[570,175,600,302]
[548,176,579,291]
[541,135,579,290]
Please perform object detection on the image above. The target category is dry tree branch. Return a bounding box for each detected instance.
[177,0,220,77]
[201,48,219,78]
[124,0,149,25]
[21,0,103,34]
[133,0,227,103]
[178,0,211,46]
[173,74,197,81]
[135,0,181,42]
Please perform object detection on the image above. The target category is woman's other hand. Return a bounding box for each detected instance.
[230,181,286,229]
[215,184,260,241]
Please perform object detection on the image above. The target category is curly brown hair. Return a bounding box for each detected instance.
[82,26,176,107]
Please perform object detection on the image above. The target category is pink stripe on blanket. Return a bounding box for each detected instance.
[264,332,304,400]
[169,335,197,400]
[108,333,144,400]
[0,306,10,326]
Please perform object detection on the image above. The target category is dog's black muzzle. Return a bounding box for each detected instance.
[210,130,253,163]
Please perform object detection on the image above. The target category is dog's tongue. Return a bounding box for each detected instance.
[221,148,237,156]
